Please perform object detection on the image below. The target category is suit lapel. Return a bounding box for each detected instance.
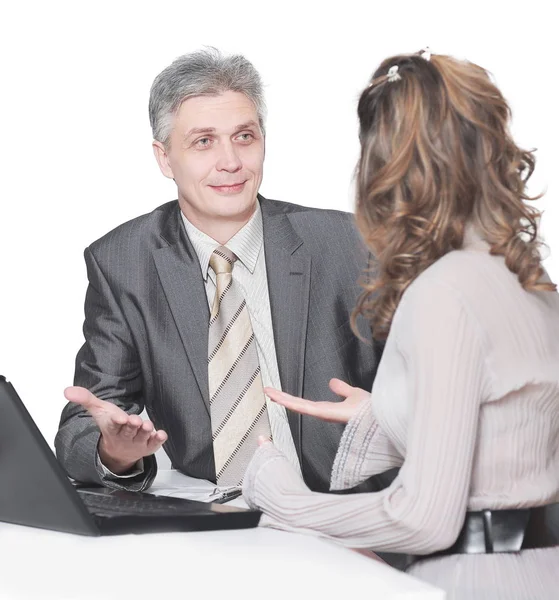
[153,205,211,414]
[261,198,311,454]
[151,199,312,432]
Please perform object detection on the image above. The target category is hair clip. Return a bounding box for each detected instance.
[387,65,401,82]
[420,47,431,61]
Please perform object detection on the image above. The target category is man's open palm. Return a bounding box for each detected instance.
[64,386,168,474]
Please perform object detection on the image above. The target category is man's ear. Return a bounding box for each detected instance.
[152,140,175,179]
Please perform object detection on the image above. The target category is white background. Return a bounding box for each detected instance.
[0,0,557,448]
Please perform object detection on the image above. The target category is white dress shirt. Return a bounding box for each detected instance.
[181,204,301,474]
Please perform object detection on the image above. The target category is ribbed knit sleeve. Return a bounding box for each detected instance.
[329,397,403,491]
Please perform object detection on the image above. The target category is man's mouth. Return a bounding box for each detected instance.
[208,181,247,194]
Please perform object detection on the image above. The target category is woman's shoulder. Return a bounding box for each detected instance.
[404,248,501,304]
[393,248,535,333]
[397,247,558,332]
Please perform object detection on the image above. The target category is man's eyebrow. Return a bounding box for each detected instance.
[233,120,259,132]
[183,127,216,141]
[183,121,260,142]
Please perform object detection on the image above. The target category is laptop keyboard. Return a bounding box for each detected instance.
[78,490,212,516]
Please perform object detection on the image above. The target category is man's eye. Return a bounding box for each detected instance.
[237,133,254,142]
[195,137,212,148]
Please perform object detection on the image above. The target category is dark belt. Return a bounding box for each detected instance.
[405,503,559,569]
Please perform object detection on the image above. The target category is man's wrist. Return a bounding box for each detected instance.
[98,441,137,475]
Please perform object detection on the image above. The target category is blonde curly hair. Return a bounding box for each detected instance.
[352,50,556,340]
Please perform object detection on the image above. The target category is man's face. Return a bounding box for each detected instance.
[154,91,264,230]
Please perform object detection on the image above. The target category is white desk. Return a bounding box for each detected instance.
[0,471,446,600]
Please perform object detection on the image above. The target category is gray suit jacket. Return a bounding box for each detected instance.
[55,196,385,493]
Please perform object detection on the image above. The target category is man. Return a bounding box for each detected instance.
[55,48,383,494]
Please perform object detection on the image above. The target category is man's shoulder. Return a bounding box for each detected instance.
[88,200,177,256]
[260,196,360,243]
[260,196,367,265]
[261,196,354,224]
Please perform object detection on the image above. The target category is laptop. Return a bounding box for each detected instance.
[0,375,261,536]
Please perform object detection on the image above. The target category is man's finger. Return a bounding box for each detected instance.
[128,414,143,428]
[154,430,168,443]
[120,416,143,439]
[64,386,105,411]
[146,429,168,453]
[64,387,129,431]
[102,412,128,436]
[133,420,154,444]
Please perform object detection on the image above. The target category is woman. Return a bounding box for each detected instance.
[242,49,559,599]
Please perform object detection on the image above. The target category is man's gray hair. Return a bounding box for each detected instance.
[149,48,266,146]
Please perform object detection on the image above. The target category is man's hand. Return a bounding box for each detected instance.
[264,378,370,424]
[64,386,168,475]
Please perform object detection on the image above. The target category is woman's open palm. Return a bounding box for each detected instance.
[264,378,370,424]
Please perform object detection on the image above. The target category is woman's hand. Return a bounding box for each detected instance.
[264,378,370,424]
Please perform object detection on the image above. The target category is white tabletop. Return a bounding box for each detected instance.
[0,471,445,600]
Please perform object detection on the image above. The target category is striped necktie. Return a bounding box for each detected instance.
[208,246,272,486]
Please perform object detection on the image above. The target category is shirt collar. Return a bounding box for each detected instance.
[180,203,263,280]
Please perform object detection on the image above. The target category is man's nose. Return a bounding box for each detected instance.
[216,141,242,172]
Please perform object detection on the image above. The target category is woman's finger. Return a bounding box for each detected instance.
[329,378,355,398]
[265,388,349,422]
[265,388,321,416]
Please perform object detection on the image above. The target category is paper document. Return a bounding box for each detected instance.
[149,469,241,503]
